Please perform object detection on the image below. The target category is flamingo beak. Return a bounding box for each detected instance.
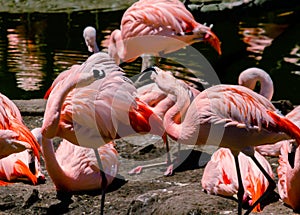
[288,142,297,168]
[204,30,222,55]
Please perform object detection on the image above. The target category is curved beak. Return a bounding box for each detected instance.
[204,30,222,55]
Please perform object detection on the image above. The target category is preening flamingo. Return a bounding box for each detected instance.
[151,67,300,215]
[238,67,274,101]
[0,148,45,186]
[0,93,40,160]
[201,148,275,212]
[31,128,119,192]
[201,67,278,212]
[108,0,221,65]
[129,68,200,175]
[277,105,300,211]
[41,52,166,214]
[237,67,284,156]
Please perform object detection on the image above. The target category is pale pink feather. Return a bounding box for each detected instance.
[202,148,273,211]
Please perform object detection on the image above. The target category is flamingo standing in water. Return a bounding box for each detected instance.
[0,93,40,160]
[31,128,119,192]
[108,0,221,66]
[277,105,300,211]
[150,67,300,215]
[41,52,166,214]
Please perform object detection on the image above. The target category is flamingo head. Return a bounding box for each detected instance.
[189,24,222,55]
[202,28,222,55]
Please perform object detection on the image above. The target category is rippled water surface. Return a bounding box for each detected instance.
[0,4,299,103]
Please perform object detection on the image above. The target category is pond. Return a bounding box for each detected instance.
[0,2,299,104]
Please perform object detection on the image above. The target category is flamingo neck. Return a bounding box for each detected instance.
[239,69,274,100]
[259,75,274,101]
[42,80,75,139]
[41,136,72,191]
[42,70,99,139]
[163,84,191,140]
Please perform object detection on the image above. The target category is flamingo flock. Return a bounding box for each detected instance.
[1,0,300,215]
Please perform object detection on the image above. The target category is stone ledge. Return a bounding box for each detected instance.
[13,99,46,116]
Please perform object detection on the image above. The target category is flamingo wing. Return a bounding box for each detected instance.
[0,94,40,159]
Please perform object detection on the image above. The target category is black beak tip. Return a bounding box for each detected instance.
[141,66,157,74]
[288,151,296,168]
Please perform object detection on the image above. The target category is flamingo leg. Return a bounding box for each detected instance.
[128,134,175,176]
[94,149,107,215]
[243,154,276,215]
[164,135,174,176]
[233,154,244,215]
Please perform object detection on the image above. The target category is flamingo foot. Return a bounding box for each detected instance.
[128,166,143,175]
[163,163,174,176]
[128,162,168,175]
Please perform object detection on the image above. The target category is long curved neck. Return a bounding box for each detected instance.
[41,136,72,190]
[239,69,274,100]
[42,71,98,139]
[163,84,191,140]
[256,74,274,100]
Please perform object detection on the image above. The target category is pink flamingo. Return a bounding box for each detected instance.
[151,67,300,215]
[108,0,221,65]
[0,147,45,186]
[277,105,300,211]
[41,52,166,214]
[129,68,200,175]
[201,67,277,212]
[31,128,119,192]
[238,67,274,101]
[237,67,284,156]
[201,148,274,212]
[0,93,40,160]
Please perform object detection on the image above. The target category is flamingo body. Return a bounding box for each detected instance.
[32,128,118,192]
[277,105,300,211]
[42,52,165,148]
[0,93,40,159]
[108,0,221,64]
[151,67,300,214]
[202,148,274,212]
[0,149,44,185]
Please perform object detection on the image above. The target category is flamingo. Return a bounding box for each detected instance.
[31,128,119,192]
[201,67,278,212]
[201,148,275,212]
[277,105,300,211]
[238,67,274,101]
[237,67,284,156]
[129,68,201,175]
[41,52,166,214]
[150,67,300,215]
[0,93,40,160]
[0,148,45,186]
[108,0,221,66]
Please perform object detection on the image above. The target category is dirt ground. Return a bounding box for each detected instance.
[0,0,299,214]
[0,107,298,215]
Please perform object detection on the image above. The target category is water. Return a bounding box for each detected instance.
[0,4,299,104]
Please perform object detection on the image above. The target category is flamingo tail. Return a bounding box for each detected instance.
[13,160,38,185]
